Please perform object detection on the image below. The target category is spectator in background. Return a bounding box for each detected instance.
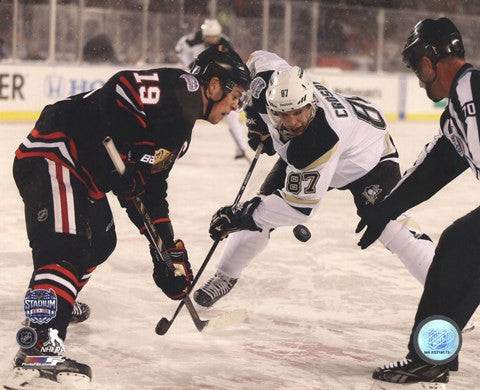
[83,34,117,63]
[175,18,248,160]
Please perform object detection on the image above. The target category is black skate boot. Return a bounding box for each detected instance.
[4,330,92,389]
[70,301,91,324]
[234,150,246,160]
[447,355,458,372]
[194,271,237,308]
[372,357,449,387]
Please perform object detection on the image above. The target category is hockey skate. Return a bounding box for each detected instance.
[4,344,91,390]
[234,150,246,160]
[70,301,91,324]
[194,271,237,308]
[371,358,449,390]
[462,320,475,333]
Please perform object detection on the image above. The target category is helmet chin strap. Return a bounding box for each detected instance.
[423,64,440,102]
[202,85,230,120]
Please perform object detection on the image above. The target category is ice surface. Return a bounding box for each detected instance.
[0,120,478,389]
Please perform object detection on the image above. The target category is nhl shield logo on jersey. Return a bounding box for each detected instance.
[24,288,58,325]
[180,74,199,92]
[362,184,383,205]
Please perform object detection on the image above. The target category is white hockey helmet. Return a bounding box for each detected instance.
[266,66,316,129]
[201,19,222,38]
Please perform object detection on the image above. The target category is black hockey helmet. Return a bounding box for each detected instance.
[402,18,465,74]
[190,44,251,92]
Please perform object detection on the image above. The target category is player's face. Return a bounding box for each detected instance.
[207,83,246,124]
[416,56,444,102]
[204,35,221,46]
[278,105,313,137]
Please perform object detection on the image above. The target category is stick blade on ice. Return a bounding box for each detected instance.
[155,318,172,335]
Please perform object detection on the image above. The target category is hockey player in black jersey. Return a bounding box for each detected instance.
[5,44,250,389]
[356,18,478,386]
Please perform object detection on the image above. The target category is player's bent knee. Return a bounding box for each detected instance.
[32,234,90,270]
[91,231,117,266]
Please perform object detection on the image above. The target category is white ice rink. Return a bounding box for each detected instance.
[0,119,479,390]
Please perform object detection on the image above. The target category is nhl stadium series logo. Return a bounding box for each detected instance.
[413,315,462,365]
[24,288,58,325]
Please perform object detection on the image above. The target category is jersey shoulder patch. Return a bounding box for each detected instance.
[249,71,273,114]
[179,73,199,92]
[251,76,267,100]
[287,108,339,170]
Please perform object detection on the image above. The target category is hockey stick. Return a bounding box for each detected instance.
[102,137,205,331]
[155,142,264,335]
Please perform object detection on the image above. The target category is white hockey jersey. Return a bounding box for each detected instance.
[246,51,397,229]
[175,31,232,69]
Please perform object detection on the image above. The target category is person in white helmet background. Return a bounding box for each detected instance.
[175,18,248,160]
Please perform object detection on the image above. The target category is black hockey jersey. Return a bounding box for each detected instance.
[16,68,203,240]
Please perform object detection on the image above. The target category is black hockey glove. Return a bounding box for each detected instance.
[209,197,262,241]
[110,143,153,200]
[355,202,398,249]
[111,163,147,200]
[247,129,275,156]
[151,239,193,300]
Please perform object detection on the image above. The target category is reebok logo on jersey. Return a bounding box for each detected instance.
[37,208,48,222]
[449,134,465,156]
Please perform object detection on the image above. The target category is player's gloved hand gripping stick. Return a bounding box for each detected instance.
[103,137,201,329]
[155,143,265,335]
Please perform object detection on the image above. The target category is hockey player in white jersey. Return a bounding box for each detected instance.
[175,18,247,159]
[194,51,436,312]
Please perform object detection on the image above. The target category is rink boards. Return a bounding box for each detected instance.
[0,62,445,123]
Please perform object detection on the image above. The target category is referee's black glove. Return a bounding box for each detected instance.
[355,203,395,249]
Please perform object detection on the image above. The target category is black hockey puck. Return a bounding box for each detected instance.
[293,224,311,242]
